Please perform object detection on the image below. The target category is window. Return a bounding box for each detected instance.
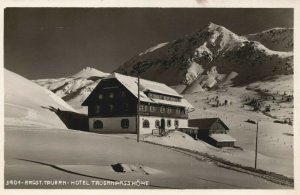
[176,108,180,115]
[143,105,148,112]
[175,120,179,128]
[155,120,160,128]
[167,107,172,114]
[123,103,129,112]
[143,120,150,128]
[121,119,129,129]
[181,109,186,115]
[98,94,103,100]
[160,106,165,113]
[167,119,171,127]
[120,91,126,98]
[148,93,153,98]
[108,92,114,99]
[93,120,103,129]
[95,105,101,113]
[109,104,114,113]
[139,105,143,112]
[139,105,147,112]
[150,105,155,112]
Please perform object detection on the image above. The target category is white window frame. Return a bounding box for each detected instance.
[95,105,101,113]
[150,105,155,112]
[155,120,160,128]
[167,107,172,114]
[99,94,103,100]
[175,120,179,128]
[167,119,171,127]
[108,92,114,99]
[160,106,165,113]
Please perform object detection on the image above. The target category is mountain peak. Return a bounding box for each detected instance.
[205,22,230,34]
[71,67,110,78]
[207,22,220,29]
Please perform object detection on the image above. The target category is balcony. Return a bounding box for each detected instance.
[138,110,188,119]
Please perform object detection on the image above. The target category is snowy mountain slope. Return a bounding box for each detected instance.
[34,67,110,113]
[4,69,76,128]
[114,23,293,93]
[182,76,293,177]
[244,28,293,52]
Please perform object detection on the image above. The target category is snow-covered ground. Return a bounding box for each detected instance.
[4,126,289,189]
[181,81,293,177]
[4,69,293,189]
[31,68,293,178]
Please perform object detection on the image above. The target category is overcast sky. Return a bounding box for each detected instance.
[4,8,293,79]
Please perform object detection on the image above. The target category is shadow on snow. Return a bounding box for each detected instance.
[41,106,89,131]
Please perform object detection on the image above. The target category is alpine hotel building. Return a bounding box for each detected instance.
[82,73,194,134]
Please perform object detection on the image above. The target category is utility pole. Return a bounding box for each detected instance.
[246,118,260,169]
[137,65,140,143]
[255,119,259,169]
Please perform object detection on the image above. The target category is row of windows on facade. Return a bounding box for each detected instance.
[97,91,180,102]
[98,91,126,100]
[139,104,184,114]
[93,119,179,129]
[94,104,185,114]
[147,93,181,102]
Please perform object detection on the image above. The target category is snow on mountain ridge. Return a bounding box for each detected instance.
[115,22,293,92]
[244,27,293,52]
[34,67,111,113]
[71,66,110,78]
[139,42,169,56]
[246,27,293,36]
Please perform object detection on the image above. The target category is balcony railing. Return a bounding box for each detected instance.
[138,110,188,119]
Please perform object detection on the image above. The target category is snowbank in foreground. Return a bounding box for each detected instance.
[4,69,76,129]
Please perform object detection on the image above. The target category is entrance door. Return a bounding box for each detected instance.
[160,119,165,130]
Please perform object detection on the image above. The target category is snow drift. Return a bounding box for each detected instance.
[4,69,76,128]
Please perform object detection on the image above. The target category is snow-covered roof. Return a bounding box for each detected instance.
[209,134,236,142]
[188,118,229,130]
[113,73,182,97]
[111,73,193,109]
[82,73,193,109]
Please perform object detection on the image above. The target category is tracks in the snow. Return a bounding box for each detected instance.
[144,141,294,187]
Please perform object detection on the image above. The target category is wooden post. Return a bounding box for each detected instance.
[255,120,259,169]
[137,66,140,143]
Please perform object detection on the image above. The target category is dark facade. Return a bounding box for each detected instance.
[188,118,235,148]
[83,79,138,117]
[82,78,187,119]
[188,118,229,136]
